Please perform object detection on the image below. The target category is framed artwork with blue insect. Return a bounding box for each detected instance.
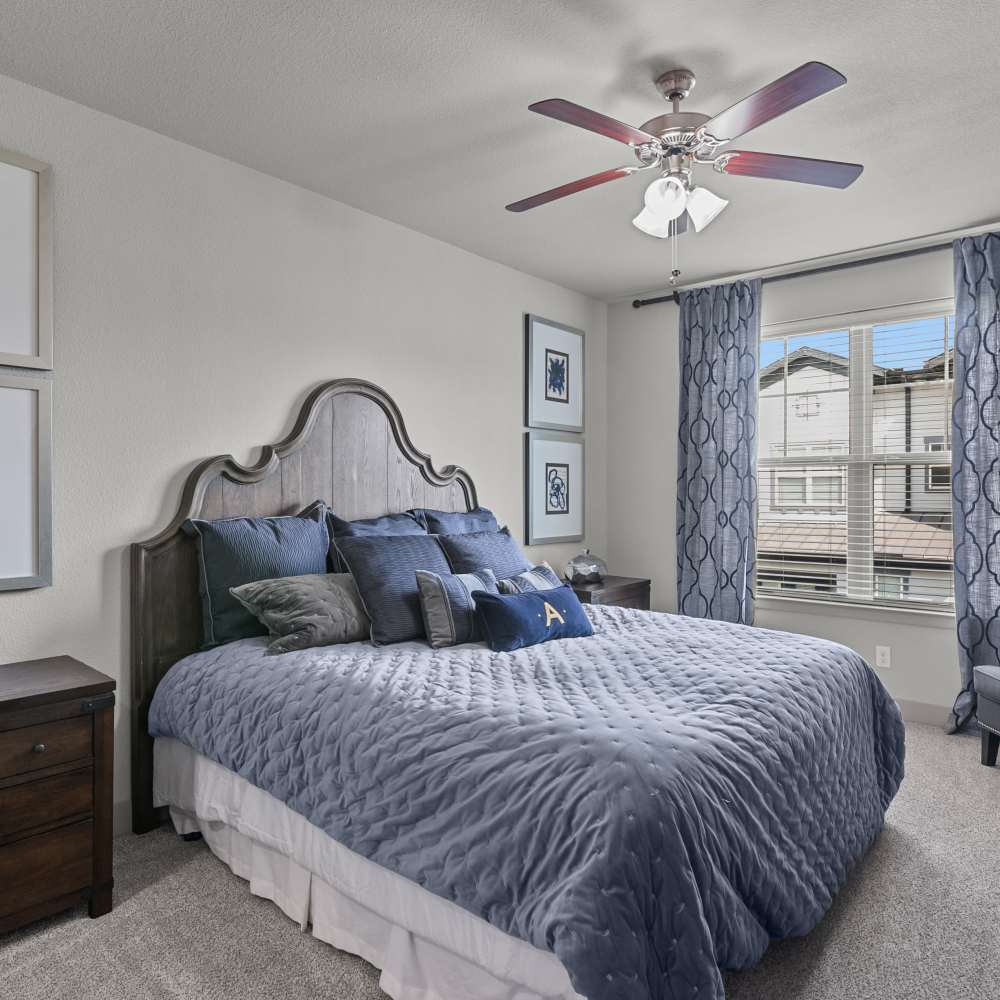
[525,431,583,544]
[525,314,583,432]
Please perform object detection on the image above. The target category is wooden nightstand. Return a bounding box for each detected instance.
[0,656,115,933]
[570,575,651,611]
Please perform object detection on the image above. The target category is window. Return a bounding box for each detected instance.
[757,313,954,609]
[925,438,950,491]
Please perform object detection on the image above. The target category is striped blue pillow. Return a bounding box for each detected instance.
[498,562,563,594]
[415,569,498,647]
[439,527,531,580]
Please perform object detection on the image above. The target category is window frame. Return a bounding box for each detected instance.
[757,302,955,612]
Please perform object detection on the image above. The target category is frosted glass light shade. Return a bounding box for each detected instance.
[643,176,687,220]
[685,186,729,232]
[632,207,674,238]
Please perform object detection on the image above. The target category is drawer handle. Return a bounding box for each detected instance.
[31,743,47,754]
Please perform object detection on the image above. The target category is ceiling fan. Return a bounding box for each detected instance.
[505,62,863,240]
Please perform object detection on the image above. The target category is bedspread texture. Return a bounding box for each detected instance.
[149,605,904,1000]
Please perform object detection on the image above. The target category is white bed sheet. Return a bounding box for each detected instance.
[153,737,583,1000]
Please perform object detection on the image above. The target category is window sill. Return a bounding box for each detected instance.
[755,593,955,629]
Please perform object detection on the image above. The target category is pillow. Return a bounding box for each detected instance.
[474,585,594,653]
[229,573,370,654]
[410,507,499,535]
[326,510,427,569]
[184,505,331,648]
[498,562,563,594]
[439,527,531,580]
[335,534,451,645]
[415,568,499,648]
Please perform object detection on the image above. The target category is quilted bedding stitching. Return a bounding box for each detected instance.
[149,606,905,1000]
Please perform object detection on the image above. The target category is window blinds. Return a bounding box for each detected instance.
[757,314,954,608]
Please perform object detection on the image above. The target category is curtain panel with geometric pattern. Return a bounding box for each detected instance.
[949,233,1000,732]
[676,279,761,624]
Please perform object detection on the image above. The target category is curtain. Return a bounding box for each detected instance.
[676,279,761,624]
[949,233,1000,732]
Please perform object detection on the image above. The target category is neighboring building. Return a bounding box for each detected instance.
[757,343,953,604]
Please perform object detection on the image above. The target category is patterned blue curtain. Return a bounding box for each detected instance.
[676,279,761,624]
[949,233,1000,732]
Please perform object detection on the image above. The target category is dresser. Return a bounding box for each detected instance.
[0,656,115,933]
[570,575,651,611]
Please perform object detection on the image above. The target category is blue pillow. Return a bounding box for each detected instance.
[415,568,499,647]
[474,585,594,653]
[498,562,563,594]
[410,507,499,535]
[184,505,331,648]
[439,527,530,580]
[327,510,427,571]
[335,534,451,645]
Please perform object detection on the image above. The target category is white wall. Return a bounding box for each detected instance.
[607,249,958,718]
[0,73,608,824]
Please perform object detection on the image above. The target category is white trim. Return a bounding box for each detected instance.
[761,298,955,341]
[755,593,955,627]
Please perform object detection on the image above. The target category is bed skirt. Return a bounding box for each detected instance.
[153,738,583,1000]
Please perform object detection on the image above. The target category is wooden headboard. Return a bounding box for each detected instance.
[130,378,478,833]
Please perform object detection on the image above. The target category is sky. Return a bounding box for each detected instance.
[760,316,954,374]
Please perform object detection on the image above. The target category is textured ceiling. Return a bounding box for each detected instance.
[0,1,997,299]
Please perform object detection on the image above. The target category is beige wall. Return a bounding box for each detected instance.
[0,73,608,824]
[607,249,958,718]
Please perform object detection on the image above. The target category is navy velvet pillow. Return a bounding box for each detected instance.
[184,505,331,648]
[410,507,499,535]
[439,527,531,580]
[473,585,594,653]
[335,534,451,645]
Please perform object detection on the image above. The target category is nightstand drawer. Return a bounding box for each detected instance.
[0,717,92,780]
[0,819,93,918]
[0,766,93,840]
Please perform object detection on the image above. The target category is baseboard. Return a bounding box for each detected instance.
[896,698,950,726]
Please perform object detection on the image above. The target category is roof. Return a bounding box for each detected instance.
[759,511,952,565]
[760,346,951,389]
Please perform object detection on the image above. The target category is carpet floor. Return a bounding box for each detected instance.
[0,723,996,1000]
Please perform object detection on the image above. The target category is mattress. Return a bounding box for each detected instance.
[154,736,582,1000]
[149,604,905,1000]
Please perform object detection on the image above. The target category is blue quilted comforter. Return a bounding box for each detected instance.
[149,606,904,1000]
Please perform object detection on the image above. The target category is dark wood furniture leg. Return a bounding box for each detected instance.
[89,700,114,916]
[982,728,999,767]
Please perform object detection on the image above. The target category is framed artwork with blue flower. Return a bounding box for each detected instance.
[525,314,584,432]
[525,431,583,544]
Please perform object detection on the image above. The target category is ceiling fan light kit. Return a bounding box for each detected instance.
[507,61,863,267]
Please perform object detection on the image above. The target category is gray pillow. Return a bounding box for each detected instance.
[230,573,370,654]
[415,568,499,647]
[497,562,563,594]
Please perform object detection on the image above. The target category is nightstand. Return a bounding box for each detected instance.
[570,575,651,611]
[0,656,115,933]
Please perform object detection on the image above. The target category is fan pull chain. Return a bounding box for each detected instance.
[669,223,681,285]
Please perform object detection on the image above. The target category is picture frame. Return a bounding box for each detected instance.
[525,314,584,432]
[0,147,54,370]
[525,431,584,545]
[0,371,52,590]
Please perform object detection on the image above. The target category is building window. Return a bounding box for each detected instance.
[757,314,955,609]
[925,438,950,492]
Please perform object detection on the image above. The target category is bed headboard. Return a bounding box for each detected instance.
[130,378,478,832]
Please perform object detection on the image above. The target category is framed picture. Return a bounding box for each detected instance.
[0,148,53,370]
[525,314,583,432]
[0,372,52,590]
[525,431,584,544]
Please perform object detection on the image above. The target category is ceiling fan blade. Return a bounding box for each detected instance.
[506,165,644,212]
[699,62,846,145]
[529,98,660,147]
[715,150,863,188]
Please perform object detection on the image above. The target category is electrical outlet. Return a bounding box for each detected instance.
[875,645,892,670]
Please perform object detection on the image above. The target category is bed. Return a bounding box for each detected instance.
[132,378,905,1000]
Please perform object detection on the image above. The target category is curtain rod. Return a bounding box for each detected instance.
[629,220,999,309]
